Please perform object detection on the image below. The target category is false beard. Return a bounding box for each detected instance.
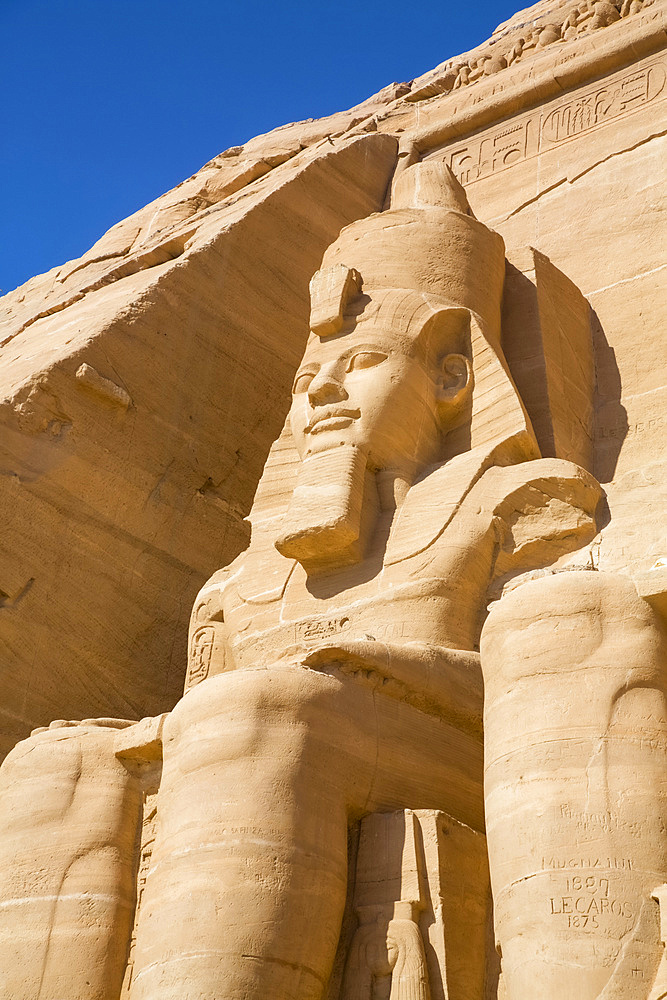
[274,443,378,574]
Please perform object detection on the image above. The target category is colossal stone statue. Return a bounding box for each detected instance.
[0,158,665,1000]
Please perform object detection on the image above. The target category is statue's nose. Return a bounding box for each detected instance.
[307,371,347,406]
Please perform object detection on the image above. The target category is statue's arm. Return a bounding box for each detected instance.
[303,639,482,732]
[301,460,603,727]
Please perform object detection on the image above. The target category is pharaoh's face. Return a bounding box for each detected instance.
[289,318,443,474]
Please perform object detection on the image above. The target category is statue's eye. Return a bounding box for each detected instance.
[292,371,316,394]
[347,351,387,371]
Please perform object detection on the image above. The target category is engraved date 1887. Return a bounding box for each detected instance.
[549,875,634,931]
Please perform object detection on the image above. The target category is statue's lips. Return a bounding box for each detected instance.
[306,408,361,434]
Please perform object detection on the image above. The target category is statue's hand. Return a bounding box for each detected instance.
[303,639,482,732]
[303,637,395,673]
[30,717,137,737]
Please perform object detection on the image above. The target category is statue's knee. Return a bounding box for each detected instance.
[0,721,141,869]
[1,725,93,833]
[481,570,666,689]
[166,666,340,771]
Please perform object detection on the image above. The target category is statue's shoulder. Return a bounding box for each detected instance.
[190,558,241,626]
[194,540,297,612]
[385,451,603,580]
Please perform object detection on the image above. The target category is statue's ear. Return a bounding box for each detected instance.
[435,353,472,414]
[416,306,473,423]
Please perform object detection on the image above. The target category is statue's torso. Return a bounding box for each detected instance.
[187,455,600,690]
[226,554,492,672]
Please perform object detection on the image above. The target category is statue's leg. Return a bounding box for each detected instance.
[130,666,377,1000]
[0,719,143,1000]
[130,664,483,1000]
[481,571,667,1000]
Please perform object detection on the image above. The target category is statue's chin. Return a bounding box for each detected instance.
[275,443,377,573]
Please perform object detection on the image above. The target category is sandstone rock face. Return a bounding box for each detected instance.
[0,130,398,758]
[0,2,665,998]
[1,0,664,757]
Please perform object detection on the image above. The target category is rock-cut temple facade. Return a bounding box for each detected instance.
[0,2,666,998]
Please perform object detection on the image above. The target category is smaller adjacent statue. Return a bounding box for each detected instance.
[0,158,664,1000]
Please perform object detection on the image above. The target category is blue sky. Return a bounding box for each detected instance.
[0,0,522,294]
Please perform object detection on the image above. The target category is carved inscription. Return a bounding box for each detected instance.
[371,621,408,640]
[542,856,634,870]
[187,624,215,687]
[448,118,539,185]
[548,874,636,932]
[294,618,411,643]
[599,413,665,440]
[441,59,666,185]
[120,793,159,998]
[542,64,666,145]
[295,616,350,642]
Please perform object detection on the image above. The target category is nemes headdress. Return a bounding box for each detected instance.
[241,160,539,589]
[308,160,537,460]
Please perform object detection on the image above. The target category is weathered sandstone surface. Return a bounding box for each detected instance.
[1,2,667,997]
[0,0,664,760]
[0,130,399,757]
